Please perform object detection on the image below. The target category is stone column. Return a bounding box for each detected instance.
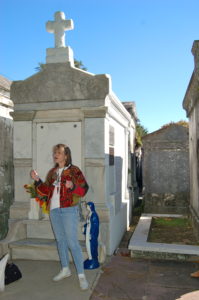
[83,107,109,214]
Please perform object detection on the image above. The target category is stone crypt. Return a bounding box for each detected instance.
[0,12,137,259]
[183,40,199,239]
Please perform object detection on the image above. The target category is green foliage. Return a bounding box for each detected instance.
[24,184,37,198]
[35,62,45,72]
[152,217,190,227]
[74,59,87,71]
[136,121,148,146]
[35,59,87,72]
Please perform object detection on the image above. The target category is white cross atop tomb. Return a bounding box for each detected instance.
[46,11,74,48]
[46,11,74,65]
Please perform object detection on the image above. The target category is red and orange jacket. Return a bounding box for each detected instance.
[35,165,89,210]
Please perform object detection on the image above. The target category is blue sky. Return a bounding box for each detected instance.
[1,0,198,132]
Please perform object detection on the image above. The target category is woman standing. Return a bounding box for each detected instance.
[30,144,89,290]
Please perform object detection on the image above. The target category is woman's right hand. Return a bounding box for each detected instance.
[30,170,40,182]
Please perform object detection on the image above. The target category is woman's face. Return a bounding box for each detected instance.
[53,147,67,167]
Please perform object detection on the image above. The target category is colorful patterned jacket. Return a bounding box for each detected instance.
[35,165,89,210]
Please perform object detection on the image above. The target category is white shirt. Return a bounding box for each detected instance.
[50,167,64,210]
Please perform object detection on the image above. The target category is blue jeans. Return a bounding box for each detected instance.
[50,206,84,274]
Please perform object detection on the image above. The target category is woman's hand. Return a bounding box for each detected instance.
[30,170,40,182]
[65,180,74,189]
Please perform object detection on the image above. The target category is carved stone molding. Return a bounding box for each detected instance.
[14,158,32,167]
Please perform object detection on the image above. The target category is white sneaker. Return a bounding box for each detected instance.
[53,267,71,281]
[78,274,89,290]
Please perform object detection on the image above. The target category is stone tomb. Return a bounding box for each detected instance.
[142,124,189,214]
[0,12,137,259]
[0,75,14,239]
[183,40,199,239]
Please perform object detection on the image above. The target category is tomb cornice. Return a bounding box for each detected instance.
[183,72,199,116]
[12,99,106,112]
[106,106,130,128]
[108,93,133,122]
[33,109,83,122]
[11,110,36,121]
[14,158,32,167]
[81,106,108,118]
[183,40,199,117]
[106,96,135,129]
[192,40,199,76]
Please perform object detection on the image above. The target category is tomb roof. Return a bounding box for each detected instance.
[0,75,12,91]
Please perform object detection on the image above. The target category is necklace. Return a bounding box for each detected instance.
[53,164,71,192]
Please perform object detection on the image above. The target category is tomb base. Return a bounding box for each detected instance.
[46,47,74,65]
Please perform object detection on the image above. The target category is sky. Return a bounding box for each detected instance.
[1,0,198,133]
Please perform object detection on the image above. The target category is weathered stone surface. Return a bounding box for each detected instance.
[0,75,14,239]
[183,40,199,239]
[144,192,189,214]
[11,63,111,104]
[142,124,189,214]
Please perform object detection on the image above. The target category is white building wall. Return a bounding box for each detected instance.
[35,121,82,180]
[105,106,132,253]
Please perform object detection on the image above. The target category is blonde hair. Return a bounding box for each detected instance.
[53,144,72,167]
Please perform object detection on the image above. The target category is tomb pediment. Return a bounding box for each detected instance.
[11,62,111,104]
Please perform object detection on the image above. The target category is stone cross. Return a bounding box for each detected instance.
[46,11,74,48]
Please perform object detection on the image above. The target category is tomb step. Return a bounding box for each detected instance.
[9,202,30,219]
[25,219,54,239]
[24,219,85,240]
[9,238,87,261]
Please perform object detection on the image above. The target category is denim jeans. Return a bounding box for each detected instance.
[50,206,84,274]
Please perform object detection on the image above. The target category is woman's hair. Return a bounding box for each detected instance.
[53,144,72,167]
